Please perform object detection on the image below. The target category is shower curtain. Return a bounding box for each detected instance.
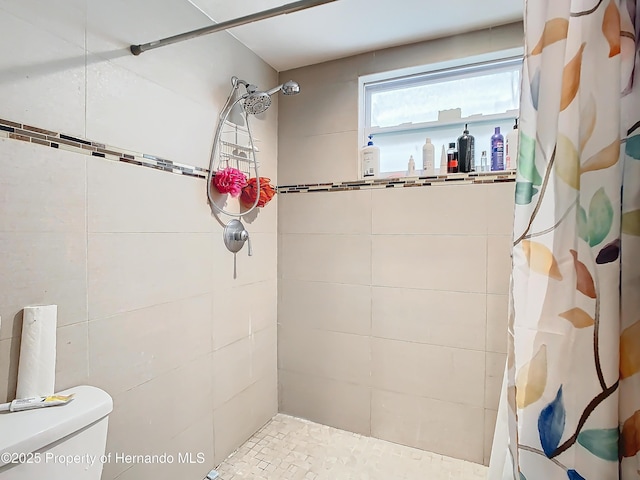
[489,1,640,479]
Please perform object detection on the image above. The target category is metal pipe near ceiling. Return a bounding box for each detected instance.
[130,0,338,56]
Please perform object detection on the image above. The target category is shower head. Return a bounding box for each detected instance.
[243,92,272,115]
[240,79,300,115]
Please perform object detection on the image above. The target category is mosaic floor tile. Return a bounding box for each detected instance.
[212,414,488,480]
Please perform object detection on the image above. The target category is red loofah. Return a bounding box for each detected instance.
[240,177,276,208]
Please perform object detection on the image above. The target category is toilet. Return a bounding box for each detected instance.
[0,385,112,480]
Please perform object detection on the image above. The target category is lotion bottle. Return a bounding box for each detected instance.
[505,119,519,170]
[422,138,435,175]
[361,135,380,178]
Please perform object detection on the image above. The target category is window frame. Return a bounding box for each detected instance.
[357,48,525,169]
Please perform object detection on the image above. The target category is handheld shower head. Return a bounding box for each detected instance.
[281,80,300,95]
[265,80,300,96]
[241,79,300,115]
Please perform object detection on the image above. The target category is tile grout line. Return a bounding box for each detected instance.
[368,188,373,436]
[83,1,90,384]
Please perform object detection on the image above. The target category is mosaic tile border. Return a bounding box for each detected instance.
[0,116,516,191]
[276,170,516,194]
[0,117,209,179]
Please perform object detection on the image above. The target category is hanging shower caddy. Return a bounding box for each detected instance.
[206,76,299,276]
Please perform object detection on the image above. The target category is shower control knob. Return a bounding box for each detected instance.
[223,219,252,256]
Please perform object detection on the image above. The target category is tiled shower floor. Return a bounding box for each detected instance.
[213,414,488,480]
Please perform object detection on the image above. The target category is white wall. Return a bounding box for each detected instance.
[0,1,278,478]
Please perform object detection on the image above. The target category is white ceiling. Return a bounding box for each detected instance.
[189,0,523,72]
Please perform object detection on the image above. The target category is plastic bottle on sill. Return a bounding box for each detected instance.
[361,135,380,178]
[457,124,475,173]
[480,151,488,172]
[491,127,505,171]
[422,138,436,175]
[407,155,416,176]
[505,119,519,170]
[447,142,459,174]
[439,144,448,174]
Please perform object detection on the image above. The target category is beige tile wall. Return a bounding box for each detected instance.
[277,23,522,466]
[278,183,515,465]
[0,140,278,478]
[0,1,279,478]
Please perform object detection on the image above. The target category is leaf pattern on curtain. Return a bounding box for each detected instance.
[522,240,563,280]
[595,238,620,263]
[560,43,586,111]
[581,139,620,172]
[516,345,548,408]
[558,308,595,328]
[532,18,570,55]
[621,410,640,457]
[538,387,567,456]
[489,0,640,479]
[555,134,580,189]
[627,135,640,159]
[570,250,597,298]
[577,428,620,461]
[620,321,640,379]
[603,0,623,57]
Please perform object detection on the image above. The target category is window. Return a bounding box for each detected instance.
[359,53,523,177]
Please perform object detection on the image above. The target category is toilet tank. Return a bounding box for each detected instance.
[0,385,112,480]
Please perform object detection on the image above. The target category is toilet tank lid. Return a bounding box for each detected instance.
[0,385,112,466]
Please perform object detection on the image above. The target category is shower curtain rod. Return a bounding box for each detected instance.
[130,0,338,56]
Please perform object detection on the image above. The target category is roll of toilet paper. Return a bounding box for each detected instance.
[16,305,57,398]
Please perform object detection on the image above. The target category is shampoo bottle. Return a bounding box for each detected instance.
[361,135,380,178]
[422,138,435,175]
[457,124,475,173]
[491,127,504,171]
[407,155,416,176]
[505,119,519,170]
[447,143,459,173]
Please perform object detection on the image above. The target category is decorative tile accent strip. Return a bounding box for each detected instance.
[0,116,517,191]
[0,116,209,180]
[276,171,516,194]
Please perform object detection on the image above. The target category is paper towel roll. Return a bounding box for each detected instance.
[16,305,57,398]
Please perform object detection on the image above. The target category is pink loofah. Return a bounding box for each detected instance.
[212,167,247,197]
